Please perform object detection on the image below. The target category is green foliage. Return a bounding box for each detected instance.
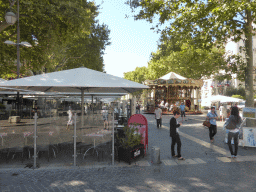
[0,103,6,110]
[0,0,111,78]
[147,43,229,80]
[126,0,255,108]
[124,67,148,97]
[117,123,142,149]
[231,95,245,100]
[124,66,148,83]
[226,87,245,98]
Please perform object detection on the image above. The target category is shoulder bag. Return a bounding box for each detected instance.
[203,118,211,128]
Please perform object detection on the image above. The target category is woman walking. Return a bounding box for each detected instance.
[225,106,242,158]
[170,109,185,160]
[207,106,218,143]
[67,107,73,130]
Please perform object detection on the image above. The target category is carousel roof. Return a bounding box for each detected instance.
[159,72,187,80]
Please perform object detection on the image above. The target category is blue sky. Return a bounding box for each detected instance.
[91,0,162,78]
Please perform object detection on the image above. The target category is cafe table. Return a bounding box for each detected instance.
[82,130,111,159]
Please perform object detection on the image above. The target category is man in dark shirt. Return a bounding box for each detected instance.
[170,110,185,160]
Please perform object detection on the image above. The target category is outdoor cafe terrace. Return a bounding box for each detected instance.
[0,107,115,168]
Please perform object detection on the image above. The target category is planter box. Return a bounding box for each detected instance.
[118,144,145,165]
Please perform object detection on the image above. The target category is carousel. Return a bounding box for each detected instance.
[143,72,204,114]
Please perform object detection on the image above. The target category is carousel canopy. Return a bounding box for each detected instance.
[159,72,187,80]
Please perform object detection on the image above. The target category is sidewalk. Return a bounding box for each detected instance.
[1,114,256,192]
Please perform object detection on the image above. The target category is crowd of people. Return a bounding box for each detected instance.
[153,102,243,161]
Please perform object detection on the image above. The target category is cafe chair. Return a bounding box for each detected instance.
[1,133,25,163]
[58,132,74,153]
[36,133,51,162]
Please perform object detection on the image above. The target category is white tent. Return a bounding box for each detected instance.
[0,67,148,126]
[0,67,148,93]
[202,95,244,106]
[0,78,6,82]
[159,72,187,80]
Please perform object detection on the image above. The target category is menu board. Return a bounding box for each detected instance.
[243,108,256,119]
[128,114,148,154]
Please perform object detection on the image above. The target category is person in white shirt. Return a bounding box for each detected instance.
[84,104,88,115]
[154,105,162,128]
[219,104,225,121]
[67,107,73,130]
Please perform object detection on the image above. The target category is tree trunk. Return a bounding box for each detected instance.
[245,6,255,127]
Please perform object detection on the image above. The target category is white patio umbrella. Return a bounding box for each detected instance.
[159,72,187,80]
[0,67,148,126]
[203,95,243,103]
[0,78,6,82]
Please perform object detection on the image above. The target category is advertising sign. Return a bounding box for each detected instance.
[242,128,256,147]
[243,107,256,119]
[128,114,148,154]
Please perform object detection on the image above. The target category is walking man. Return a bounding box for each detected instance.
[207,106,218,143]
[136,102,140,114]
[170,109,185,160]
[179,102,186,121]
[154,105,162,128]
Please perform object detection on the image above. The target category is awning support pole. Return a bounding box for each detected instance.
[33,113,38,169]
[73,113,77,167]
[81,89,84,127]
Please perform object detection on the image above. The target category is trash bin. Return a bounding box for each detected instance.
[151,146,160,164]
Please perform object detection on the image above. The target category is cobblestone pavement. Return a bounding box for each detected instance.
[0,113,256,191]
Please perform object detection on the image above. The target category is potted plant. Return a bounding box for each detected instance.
[117,123,145,164]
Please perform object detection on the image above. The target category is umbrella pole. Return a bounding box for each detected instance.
[81,89,84,127]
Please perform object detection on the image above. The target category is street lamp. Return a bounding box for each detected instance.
[4,0,31,116]
[5,11,17,25]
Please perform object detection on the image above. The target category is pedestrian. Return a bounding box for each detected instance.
[179,102,186,121]
[206,106,218,143]
[84,104,88,115]
[170,109,185,160]
[224,106,242,158]
[102,106,109,130]
[154,105,162,128]
[226,108,231,118]
[66,107,73,130]
[219,104,225,121]
[136,102,140,114]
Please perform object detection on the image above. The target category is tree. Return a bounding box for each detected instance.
[0,0,110,78]
[147,43,229,80]
[226,87,246,99]
[126,0,255,109]
[124,66,148,98]
[124,66,148,83]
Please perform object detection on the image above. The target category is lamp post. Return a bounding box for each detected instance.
[4,0,30,116]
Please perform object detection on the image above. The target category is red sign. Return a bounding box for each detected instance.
[128,114,148,154]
